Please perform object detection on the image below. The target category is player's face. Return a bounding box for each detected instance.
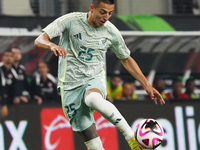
[89,2,114,27]
[3,52,14,65]
[12,48,22,62]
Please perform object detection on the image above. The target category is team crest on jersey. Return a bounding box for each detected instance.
[99,38,107,45]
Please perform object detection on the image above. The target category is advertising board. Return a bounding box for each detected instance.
[0,100,200,150]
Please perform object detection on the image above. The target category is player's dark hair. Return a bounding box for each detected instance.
[92,0,115,8]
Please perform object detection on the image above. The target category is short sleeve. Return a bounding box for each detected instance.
[109,25,130,59]
[42,14,73,40]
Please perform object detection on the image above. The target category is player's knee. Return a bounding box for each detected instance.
[85,92,102,107]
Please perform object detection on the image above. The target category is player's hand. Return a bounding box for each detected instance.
[145,86,165,105]
[50,43,66,58]
[151,88,165,105]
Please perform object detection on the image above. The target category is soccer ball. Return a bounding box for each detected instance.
[134,118,164,149]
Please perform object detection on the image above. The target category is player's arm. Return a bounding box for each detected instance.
[34,32,66,58]
[120,56,165,105]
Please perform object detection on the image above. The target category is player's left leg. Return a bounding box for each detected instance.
[85,89,142,150]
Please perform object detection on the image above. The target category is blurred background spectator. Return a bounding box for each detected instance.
[30,60,59,104]
[184,78,198,98]
[12,47,32,104]
[0,68,8,117]
[117,81,138,100]
[153,77,170,99]
[106,75,123,103]
[0,49,20,105]
[167,79,189,99]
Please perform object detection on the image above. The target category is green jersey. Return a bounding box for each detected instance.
[43,12,130,90]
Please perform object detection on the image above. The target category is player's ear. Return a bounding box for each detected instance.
[90,4,94,13]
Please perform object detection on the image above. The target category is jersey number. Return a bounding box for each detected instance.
[78,46,94,61]
[65,103,77,119]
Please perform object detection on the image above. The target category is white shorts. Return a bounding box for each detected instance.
[60,77,107,132]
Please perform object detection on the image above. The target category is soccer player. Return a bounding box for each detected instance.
[34,0,165,149]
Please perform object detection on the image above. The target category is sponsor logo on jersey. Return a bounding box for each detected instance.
[74,33,82,40]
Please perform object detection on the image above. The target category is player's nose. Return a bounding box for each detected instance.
[103,13,109,21]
